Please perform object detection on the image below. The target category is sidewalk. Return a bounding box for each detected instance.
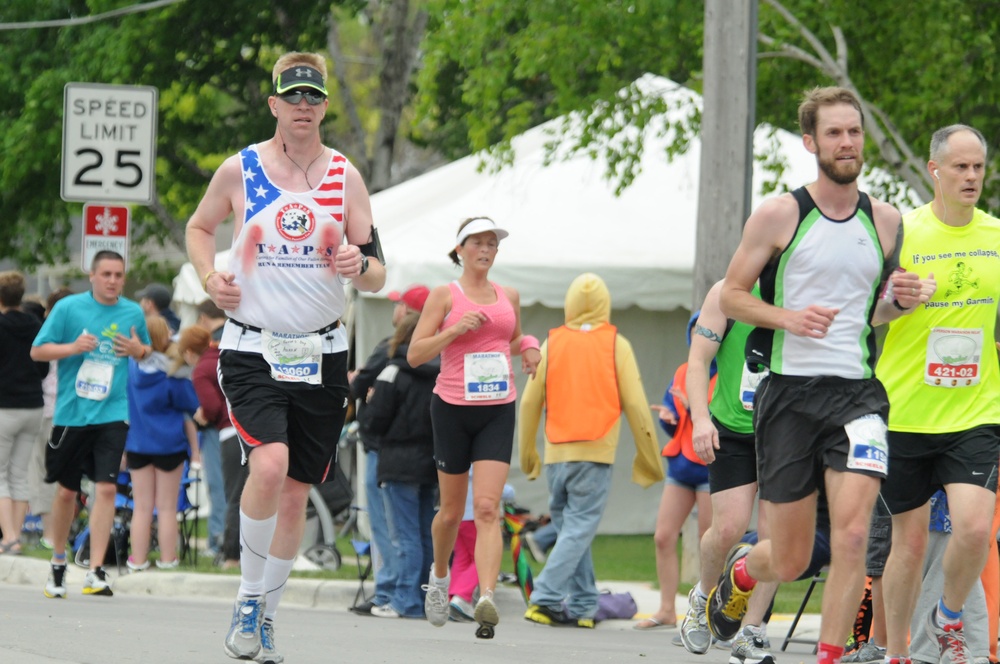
[0,553,821,641]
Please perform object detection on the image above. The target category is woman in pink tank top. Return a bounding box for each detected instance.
[408,217,540,637]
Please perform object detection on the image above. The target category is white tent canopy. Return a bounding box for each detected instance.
[174,75,913,532]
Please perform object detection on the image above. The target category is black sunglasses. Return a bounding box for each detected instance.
[277,90,327,106]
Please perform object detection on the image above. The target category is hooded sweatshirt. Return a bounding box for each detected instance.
[518,273,664,488]
[0,309,48,408]
[125,352,199,456]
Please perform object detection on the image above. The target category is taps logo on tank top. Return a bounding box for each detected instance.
[276,203,316,241]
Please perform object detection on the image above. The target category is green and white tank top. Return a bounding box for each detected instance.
[709,286,762,434]
[746,187,884,379]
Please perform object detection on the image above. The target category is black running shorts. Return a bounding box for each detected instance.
[126,450,188,472]
[880,425,999,515]
[45,421,129,491]
[219,349,349,485]
[430,395,515,474]
[753,374,890,504]
[707,418,758,494]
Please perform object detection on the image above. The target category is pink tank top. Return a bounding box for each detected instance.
[434,281,517,406]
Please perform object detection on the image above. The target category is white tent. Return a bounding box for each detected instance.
[174,75,912,533]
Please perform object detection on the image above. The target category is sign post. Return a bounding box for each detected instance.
[82,203,130,271]
[62,83,158,205]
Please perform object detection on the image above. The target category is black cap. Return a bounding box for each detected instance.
[274,66,327,95]
[136,283,173,310]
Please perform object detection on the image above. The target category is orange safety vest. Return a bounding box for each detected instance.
[662,362,716,465]
[544,324,621,443]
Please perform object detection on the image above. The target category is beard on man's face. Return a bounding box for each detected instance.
[817,150,864,185]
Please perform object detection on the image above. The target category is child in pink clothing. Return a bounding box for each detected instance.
[448,474,515,621]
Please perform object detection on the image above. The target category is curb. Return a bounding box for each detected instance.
[0,554,525,613]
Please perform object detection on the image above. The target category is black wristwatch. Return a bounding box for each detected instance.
[359,255,370,275]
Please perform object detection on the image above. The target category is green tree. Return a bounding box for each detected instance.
[414,0,1000,212]
[0,0,427,268]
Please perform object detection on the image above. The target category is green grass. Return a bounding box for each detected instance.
[21,530,823,614]
[501,534,823,615]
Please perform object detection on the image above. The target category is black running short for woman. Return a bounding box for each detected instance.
[430,395,515,474]
[126,451,188,472]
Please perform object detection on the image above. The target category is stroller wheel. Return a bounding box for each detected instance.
[303,544,342,571]
[475,625,495,639]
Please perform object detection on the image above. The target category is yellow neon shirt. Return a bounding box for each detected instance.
[877,204,1000,433]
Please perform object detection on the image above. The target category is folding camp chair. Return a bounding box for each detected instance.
[345,439,375,612]
[781,567,827,653]
[177,463,201,566]
[72,473,133,573]
[350,527,374,611]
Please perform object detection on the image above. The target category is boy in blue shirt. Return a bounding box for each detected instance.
[32,250,150,598]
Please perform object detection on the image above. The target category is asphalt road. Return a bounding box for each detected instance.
[0,583,819,664]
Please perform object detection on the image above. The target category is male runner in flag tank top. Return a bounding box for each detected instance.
[186,51,385,663]
[705,86,934,664]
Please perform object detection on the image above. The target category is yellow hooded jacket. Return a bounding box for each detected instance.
[518,273,664,488]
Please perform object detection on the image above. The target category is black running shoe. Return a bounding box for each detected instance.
[706,543,754,641]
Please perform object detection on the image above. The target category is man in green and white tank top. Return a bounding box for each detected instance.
[679,279,772,658]
[702,86,933,664]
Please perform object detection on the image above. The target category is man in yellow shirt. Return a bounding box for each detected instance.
[519,272,663,627]
[878,124,1000,664]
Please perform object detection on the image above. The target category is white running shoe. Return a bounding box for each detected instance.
[127,557,150,572]
[372,604,400,618]
[254,618,283,664]
[449,596,475,622]
[82,568,113,596]
[44,563,67,599]
[422,568,450,627]
[680,586,712,654]
[224,594,264,660]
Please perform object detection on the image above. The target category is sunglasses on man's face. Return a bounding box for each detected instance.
[277,90,327,106]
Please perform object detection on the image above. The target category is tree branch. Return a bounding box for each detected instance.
[0,0,186,30]
[148,195,187,250]
[762,0,840,75]
[832,25,848,73]
[369,2,428,192]
[760,0,933,202]
[162,145,214,181]
[327,12,370,176]
[758,34,828,72]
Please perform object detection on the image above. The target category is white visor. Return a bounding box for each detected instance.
[456,217,509,245]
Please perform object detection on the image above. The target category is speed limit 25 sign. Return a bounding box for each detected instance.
[61,83,158,205]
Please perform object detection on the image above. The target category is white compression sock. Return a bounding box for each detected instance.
[237,510,277,597]
[263,554,295,621]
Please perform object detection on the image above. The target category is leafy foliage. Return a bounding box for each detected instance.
[413,0,703,163]
[0,0,393,268]
[415,0,1000,213]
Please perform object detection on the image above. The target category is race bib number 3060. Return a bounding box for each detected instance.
[262,330,323,385]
